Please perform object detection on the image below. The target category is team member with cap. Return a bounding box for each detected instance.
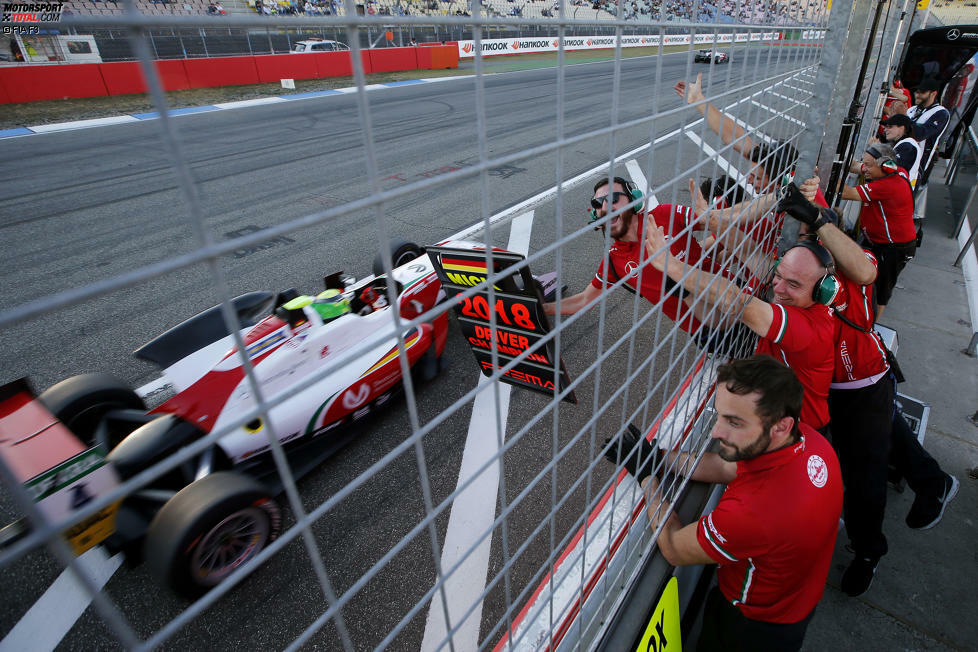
[838,144,915,317]
[904,76,950,187]
[606,355,842,651]
[879,114,924,188]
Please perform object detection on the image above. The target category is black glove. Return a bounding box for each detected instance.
[604,424,662,484]
[775,182,822,226]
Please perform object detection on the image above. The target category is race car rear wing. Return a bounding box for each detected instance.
[0,379,122,555]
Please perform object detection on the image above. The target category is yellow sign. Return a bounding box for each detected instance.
[636,576,682,652]
[916,0,929,9]
[64,502,120,555]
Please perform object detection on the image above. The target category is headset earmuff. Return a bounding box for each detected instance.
[589,177,644,222]
[777,241,841,306]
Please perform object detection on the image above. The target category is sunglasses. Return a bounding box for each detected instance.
[590,192,629,210]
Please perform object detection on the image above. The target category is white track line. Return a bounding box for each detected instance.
[420,211,533,652]
[625,159,659,208]
[751,100,807,126]
[0,547,123,652]
[684,131,757,197]
[768,91,810,108]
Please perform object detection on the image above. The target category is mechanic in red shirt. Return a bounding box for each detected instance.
[543,176,755,354]
[606,355,842,651]
[645,216,838,433]
[780,180,960,597]
[838,144,916,318]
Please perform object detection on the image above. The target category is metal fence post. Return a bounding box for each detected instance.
[852,0,915,158]
[778,0,872,252]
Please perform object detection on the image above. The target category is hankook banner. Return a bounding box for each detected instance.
[456,31,797,58]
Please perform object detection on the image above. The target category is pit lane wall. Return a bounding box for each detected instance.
[0,45,459,104]
[455,29,824,58]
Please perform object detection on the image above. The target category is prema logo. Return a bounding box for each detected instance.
[462,43,473,53]
[341,383,371,410]
[807,454,829,488]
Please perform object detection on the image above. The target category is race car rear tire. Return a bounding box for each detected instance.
[144,472,281,598]
[39,373,145,450]
[372,239,424,277]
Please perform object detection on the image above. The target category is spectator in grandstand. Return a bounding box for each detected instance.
[541,176,765,353]
[644,207,838,434]
[877,114,923,188]
[836,144,915,318]
[607,355,841,651]
[675,73,800,196]
[780,180,959,596]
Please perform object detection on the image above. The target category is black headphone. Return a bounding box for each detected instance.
[589,176,644,222]
[772,240,841,305]
[867,145,898,174]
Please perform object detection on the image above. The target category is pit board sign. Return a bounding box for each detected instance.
[427,244,576,403]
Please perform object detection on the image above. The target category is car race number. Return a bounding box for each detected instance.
[636,576,681,652]
[427,245,576,403]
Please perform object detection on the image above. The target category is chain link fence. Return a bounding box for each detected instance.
[0,1,849,649]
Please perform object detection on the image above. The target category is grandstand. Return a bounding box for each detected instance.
[58,0,824,22]
[929,0,978,25]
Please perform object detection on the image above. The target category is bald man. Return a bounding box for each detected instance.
[646,223,839,434]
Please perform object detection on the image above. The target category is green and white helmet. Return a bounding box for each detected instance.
[312,289,350,320]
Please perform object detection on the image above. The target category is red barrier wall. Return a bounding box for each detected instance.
[253,53,320,83]
[0,48,459,104]
[98,60,193,95]
[1,64,107,103]
[182,56,260,88]
[312,51,356,78]
[367,47,418,73]
[157,59,192,91]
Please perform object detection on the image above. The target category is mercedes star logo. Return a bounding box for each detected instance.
[947,28,961,40]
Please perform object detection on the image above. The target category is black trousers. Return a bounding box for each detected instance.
[891,388,946,496]
[696,586,814,652]
[829,374,893,560]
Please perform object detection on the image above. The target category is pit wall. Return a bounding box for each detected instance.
[0,45,459,104]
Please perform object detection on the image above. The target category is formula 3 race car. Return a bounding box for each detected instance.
[0,240,448,598]
[694,49,729,64]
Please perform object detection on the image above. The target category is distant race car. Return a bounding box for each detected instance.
[0,240,448,598]
[694,49,729,64]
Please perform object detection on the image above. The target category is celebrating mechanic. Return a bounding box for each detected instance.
[606,355,842,651]
[644,210,838,434]
[780,180,959,596]
[542,176,759,353]
[836,144,915,318]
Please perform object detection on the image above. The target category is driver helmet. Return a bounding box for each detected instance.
[312,288,350,320]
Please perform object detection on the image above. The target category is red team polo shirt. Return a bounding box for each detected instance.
[754,303,837,429]
[855,169,916,244]
[831,252,890,387]
[592,204,728,335]
[697,426,843,623]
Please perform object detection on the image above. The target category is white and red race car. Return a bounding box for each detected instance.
[0,240,449,597]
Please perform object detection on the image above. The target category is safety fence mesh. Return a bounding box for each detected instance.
[0,2,836,650]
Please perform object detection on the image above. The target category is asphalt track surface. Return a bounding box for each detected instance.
[0,43,816,650]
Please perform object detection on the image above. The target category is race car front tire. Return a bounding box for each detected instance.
[144,472,281,598]
[39,373,146,451]
[372,239,424,277]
